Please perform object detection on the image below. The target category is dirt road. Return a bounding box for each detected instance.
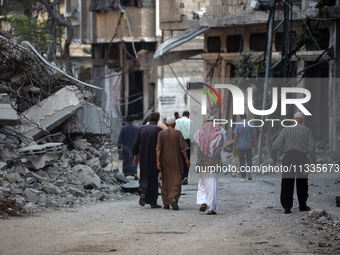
[1,159,339,255]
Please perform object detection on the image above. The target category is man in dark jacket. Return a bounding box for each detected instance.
[118,115,139,179]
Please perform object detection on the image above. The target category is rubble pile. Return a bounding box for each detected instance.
[0,139,128,215]
[299,209,340,252]
[0,32,83,113]
[0,32,128,216]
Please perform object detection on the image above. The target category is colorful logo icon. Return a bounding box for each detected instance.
[199,83,222,106]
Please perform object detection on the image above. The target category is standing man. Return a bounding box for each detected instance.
[174,112,179,120]
[133,112,162,208]
[270,112,315,214]
[117,115,139,179]
[175,111,191,185]
[156,116,190,210]
[233,113,258,182]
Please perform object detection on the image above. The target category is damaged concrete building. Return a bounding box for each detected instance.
[158,0,340,154]
[64,0,158,137]
[64,0,205,127]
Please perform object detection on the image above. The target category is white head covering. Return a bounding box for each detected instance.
[294,112,304,119]
[166,116,176,124]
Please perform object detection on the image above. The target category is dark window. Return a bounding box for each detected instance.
[275,31,297,52]
[306,29,329,51]
[207,36,221,53]
[249,33,267,51]
[226,35,243,53]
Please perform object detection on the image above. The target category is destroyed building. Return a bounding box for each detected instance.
[0,33,132,217]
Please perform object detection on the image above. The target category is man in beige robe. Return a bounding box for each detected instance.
[156,116,190,210]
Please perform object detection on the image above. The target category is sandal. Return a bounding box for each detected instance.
[299,206,310,212]
[199,204,207,212]
[181,178,188,185]
[207,211,217,215]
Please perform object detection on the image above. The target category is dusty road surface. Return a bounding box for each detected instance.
[1,159,339,255]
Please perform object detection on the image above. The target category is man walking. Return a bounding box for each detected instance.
[133,112,162,208]
[156,116,190,210]
[271,112,316,214]
[175,111,191,184]
[117,115,139,179]
[233,114,258,181]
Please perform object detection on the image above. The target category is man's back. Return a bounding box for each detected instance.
[120,123,138,148]
[233,119,256,150]
[271,123,315,161]
[175,117,190,140]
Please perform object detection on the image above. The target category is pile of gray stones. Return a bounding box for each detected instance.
[0,139,129,214]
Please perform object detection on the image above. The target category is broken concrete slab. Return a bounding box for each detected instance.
[62,102,111,135]
[19,143,63,170]
[73,164,101,189]
[0,94,19,126]
[15,86,84,141]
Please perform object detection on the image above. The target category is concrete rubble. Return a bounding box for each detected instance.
[0,33,129,215]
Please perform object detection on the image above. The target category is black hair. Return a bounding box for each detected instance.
[125,115,133,122]
[182,111,190,116]
[149,112,160,122]
[240,113,247,119]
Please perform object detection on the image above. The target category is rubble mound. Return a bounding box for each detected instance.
[0,32,129,216]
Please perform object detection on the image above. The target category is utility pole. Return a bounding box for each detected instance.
[258,0,276,165]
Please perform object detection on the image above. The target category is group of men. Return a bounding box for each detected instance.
[118,111,191,210]
[119,110,316,214]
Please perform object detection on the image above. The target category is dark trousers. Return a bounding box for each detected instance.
[281,150,308,210]
[139,167,159,205]
[239,149,252,179]
[181,139,191,180]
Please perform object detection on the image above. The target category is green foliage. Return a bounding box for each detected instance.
[0,14,53,50]
[232,52,280,112]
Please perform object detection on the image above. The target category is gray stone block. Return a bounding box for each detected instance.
[0,187,10,197]
[67,186,85,197]
[87,158,101,174]
[115,173,129,184]
[0,162,7,170]
[91,190,105,201]
[73,164,101,189]
[0,94,19,126]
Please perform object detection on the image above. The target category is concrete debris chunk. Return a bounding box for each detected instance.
[0,162,7,170]
[0,94,19,126]
[308,208,327,218]
[73,164,101,189]
[16,86,84,140]
[67,185,85,197]
[91,190,105,201]
[19,143,63,170]
[87,158,101,174]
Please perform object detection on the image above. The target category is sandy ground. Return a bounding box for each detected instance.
[0,153,339,255]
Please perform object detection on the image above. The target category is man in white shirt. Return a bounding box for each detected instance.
[175,111,191,184]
